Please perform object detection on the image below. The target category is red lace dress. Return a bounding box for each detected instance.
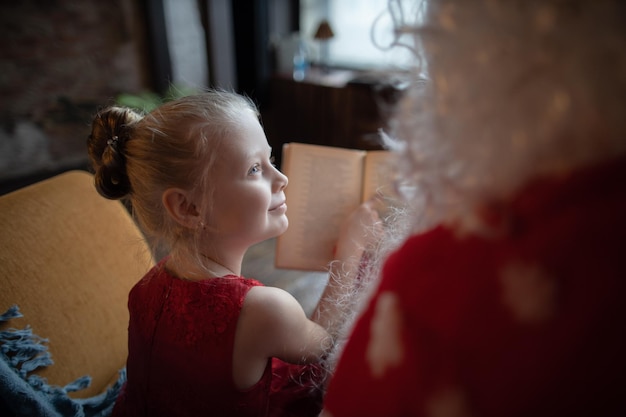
[323,157,626,417]
[112,263,324,417]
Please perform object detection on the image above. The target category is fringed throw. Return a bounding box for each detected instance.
[0,305,125,417]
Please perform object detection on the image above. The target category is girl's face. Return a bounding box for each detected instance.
[202,110,288,249]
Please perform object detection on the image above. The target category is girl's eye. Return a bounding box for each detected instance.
[270,156,276,167]
[248,164,261,175]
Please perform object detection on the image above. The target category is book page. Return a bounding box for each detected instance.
[361,150,395,202]
[275,143,366,271]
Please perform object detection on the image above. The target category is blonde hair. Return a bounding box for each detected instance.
[87,90,259,260]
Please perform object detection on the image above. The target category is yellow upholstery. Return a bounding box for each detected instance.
[0,170,153,398]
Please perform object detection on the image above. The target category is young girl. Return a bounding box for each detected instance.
[322,0,626,416]
[87,90,380,417]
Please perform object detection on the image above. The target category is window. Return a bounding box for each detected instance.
[300,0,427,71]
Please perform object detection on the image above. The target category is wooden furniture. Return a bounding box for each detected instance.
[261,68,404,168]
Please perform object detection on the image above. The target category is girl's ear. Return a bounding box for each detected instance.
[162,188,201,229]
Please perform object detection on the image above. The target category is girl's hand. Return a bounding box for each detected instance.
[335,199,384,265]
[312,199,384,335]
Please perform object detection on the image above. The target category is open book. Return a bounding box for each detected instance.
[275,142,395,271]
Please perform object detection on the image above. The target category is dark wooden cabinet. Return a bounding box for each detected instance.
[261,68,403,168]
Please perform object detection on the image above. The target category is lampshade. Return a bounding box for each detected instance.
[314,20,335,40]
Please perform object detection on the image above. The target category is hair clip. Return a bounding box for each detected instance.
[107,136,120,150]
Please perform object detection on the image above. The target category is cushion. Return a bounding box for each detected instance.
[0,170,153,398]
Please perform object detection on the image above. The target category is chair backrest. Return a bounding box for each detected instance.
[0,170,153,398]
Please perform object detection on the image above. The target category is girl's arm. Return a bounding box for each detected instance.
[233,285,332,389]
[232,201,381,389]
[311,200,382,338]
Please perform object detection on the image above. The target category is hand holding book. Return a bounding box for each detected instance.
[334,199,384,269]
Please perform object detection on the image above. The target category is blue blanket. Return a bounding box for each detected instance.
[0,305,125,417]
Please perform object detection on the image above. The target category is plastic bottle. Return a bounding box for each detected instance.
[293,40,309,81]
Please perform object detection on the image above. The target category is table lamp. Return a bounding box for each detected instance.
[314,19,335,72]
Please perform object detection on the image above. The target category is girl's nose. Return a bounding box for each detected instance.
[273,167,288,191]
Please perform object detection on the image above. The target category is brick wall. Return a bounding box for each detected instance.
[0,0,150,184]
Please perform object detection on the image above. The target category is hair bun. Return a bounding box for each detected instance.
[87,107,140,200]
[95,161,131,199]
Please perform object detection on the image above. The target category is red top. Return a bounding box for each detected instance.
[323,157,626,417]
[112,262,323,417]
